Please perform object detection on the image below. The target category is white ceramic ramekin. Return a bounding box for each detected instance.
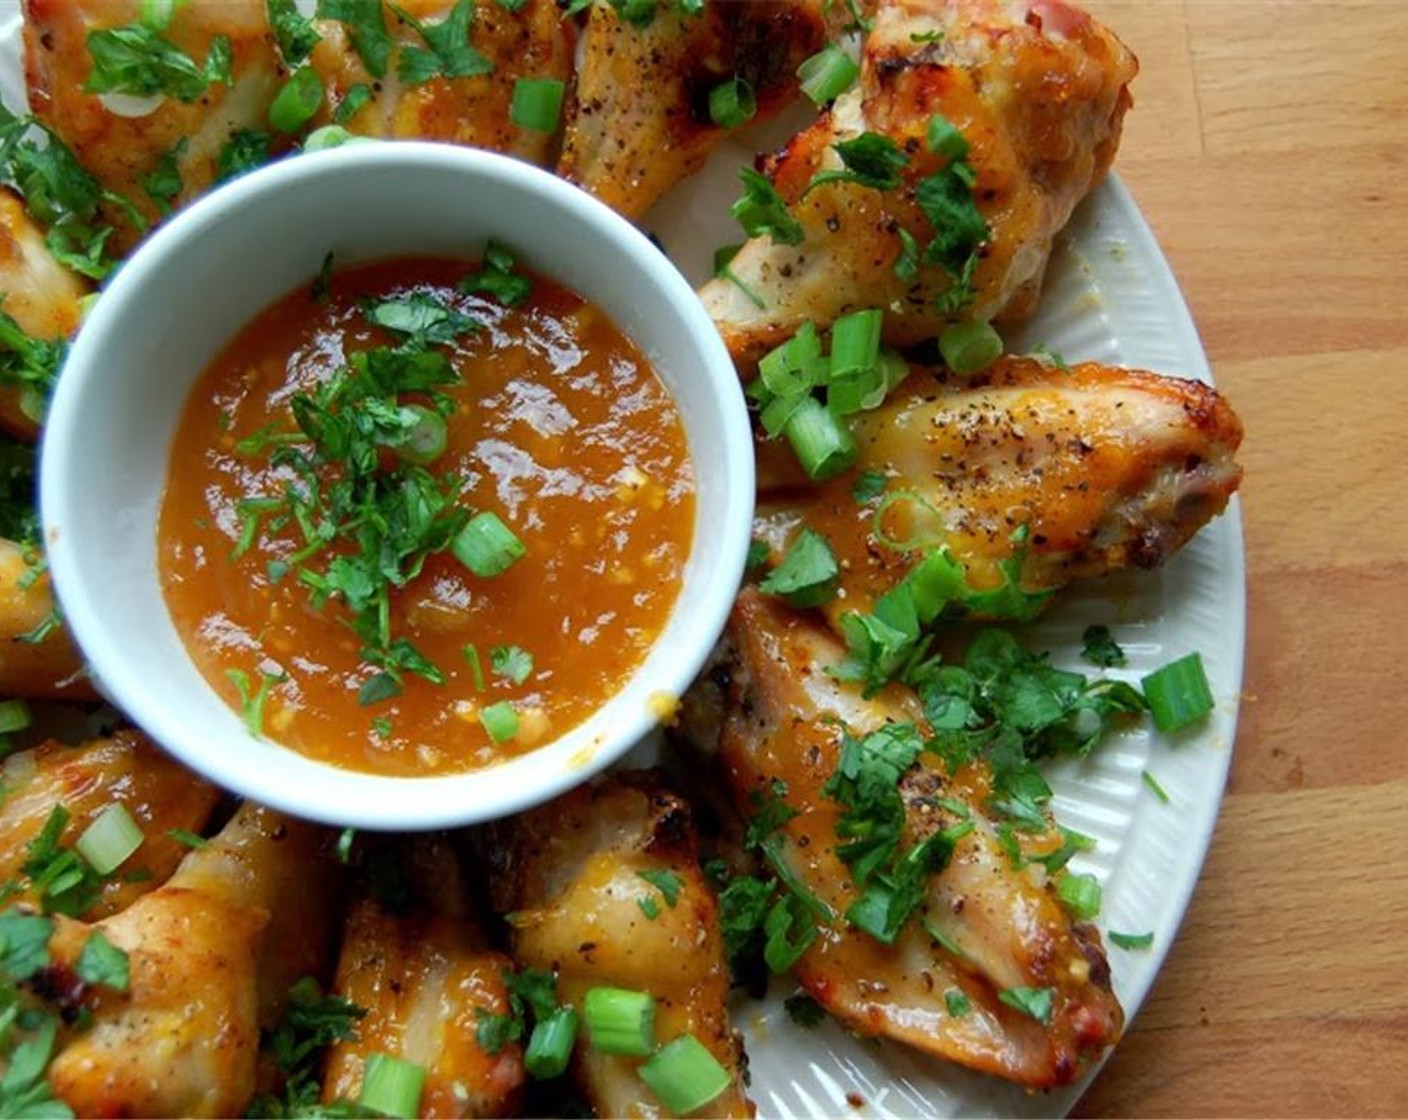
[41,142,753,830]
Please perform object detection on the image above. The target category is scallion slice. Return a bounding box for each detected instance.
[708,75,756,129]
[783,397,856,481]
[510,78,566,133]
[1141,652,1214,732]
[797,44,859,105]
[75,803,144,876]
[479,701,519,744]
[0,699,31,734]
[524,1006,578,1080]
[638,1034,732,1115]
[938,320,1003,375]
[358,1053,425,1119]
[269,65,324,134]
[828,308,883,380]
[453,512,526,577]
[303,124,372,152]
[583,986,656,1057]
[389,404,448,465]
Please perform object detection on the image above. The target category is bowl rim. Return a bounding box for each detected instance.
[40,141,754,830]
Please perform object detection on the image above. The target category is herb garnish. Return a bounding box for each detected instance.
[248,976,366,1117]
[84,23,233,103]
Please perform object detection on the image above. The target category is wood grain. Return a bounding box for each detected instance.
[1073,2,1408,1114]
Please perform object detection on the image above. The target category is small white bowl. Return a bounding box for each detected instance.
[41,142,753,830]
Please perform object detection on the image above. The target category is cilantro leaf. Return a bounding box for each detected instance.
[75,931,130,991]
[731,168,804,245]
[215,129,273,183]
[998,985,1054,1025]
[140,139,186,212]
[1081,624,1127,668]
[366,292,480,348]
[0,908,53,981]
[21,806,106,917]
[804,132,908,196]
[393,0,492,83]
[783,992,825,1028]
[317,0,394,78]
[248,976,366,1116]
[851,468,887,504]
[458,242,533,306]
[636,868,681,908]
[267,0,321,65]
[757,528,838,609]
[489,645,533,686]
[85,24,233,102]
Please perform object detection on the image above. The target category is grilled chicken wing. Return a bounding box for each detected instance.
[699,0,1137,364]
[755,358,1243,622]
[311,0,574,164]
[557,1,824,219]
[322,834,524,1118]
[0,189,88,439]
[38,803,334,1118]
[22,0,284,248]
[0,730,221,918]
[0,538,94,699]
[716,589,1122,1087]
[485,771,753,1119]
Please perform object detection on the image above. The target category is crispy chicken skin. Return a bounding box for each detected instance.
[0,538,94,700]
[699,0,1137,364]
[0,189,88,440]
[22,0,284,249]
[38,803,333,1118]
[323,834,524,1118]
[311,0,574,164]
[485,772,753,1119]
[557,1,825,219]
[0,731,221,918]
[716,589,1122,1087]
[755,358,1243,621]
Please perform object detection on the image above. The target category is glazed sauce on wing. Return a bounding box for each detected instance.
[158,257,694,776]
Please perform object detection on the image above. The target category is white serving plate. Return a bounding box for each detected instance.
[0,12,1243,1117]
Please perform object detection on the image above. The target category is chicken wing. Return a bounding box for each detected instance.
[310,0,574,164]
[557,1,825,219]
[0,188,88,439]
[22,0,285,248]
[0,537,93,700]
[699,0,1137,364]
[322,834,524,1118]
[0,730,221,918]
[715,588,1122,1087]
[754,358,1243,623]
[36,803,334,1118]
[484,771,753,1119]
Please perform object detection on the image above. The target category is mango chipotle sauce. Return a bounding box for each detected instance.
[159,255,694,776]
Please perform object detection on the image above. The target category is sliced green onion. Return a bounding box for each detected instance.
[1141,652,1214,733]
[828,308,883,380]
[871,489,947,553]
[461,644,485,691]
[707,75,756,130]
[583,986,656,1057]
[0,699,31,734]
[783,397,856,481]
[1109,930,1154,951]
[903,547,964,623]
[524,1006,578,1079]
[938,320,1003,375]
[797,44,859,105]
[453,512,526,577]
[389,404,447,465]
[303,124,373,152]
[269,66,324,134]
[1056,871,1102,921]
[139,0,177,30]
[510,77,566,133]
[75,803,144,876]
[638,1034,731,1115]
[358,1053,425,1119]
[479,701,519,744]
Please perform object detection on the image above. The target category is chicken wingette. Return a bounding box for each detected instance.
[714,589,1123,1087]
[557,0,825,219]
[754,357,1244,624]
[322,834,525,1118]
[22,0,285,249]
[485,771,753,1119]
[310,0,574,164]
[0,730,221,918]
[699,0,1137,364]
[32,803,336,1118]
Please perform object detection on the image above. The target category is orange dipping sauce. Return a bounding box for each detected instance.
[159,256,694,776]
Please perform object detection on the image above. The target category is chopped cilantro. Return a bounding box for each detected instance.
[0,908,53,980]
[731,167,803,246]
[247,976,366,1117]
[783,992,825,1028]
[851,468,887,504]
[267,0,321,65]
[84,23,233,102]
[75,931,129,991]
[140,139,186,212]
[393,0,492,84]
[745,538,770,571]
[21,806,106,917]
[636,895,661,920]
[803,132,908,196]
[334,82,373,124]
[458,241,533,306]
[365,291,479,348]
[757,528,839,609]
[944,989,971,1017]
[489,645,533,686]
[1141,769,1171,804]
[636,868,682,908]
[998,985,1054,1025]
[215,129,273,183]
[317,0,394,78]
[1081,624,1127,667]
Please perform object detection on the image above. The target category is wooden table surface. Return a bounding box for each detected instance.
[1067,2,1408,1115]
